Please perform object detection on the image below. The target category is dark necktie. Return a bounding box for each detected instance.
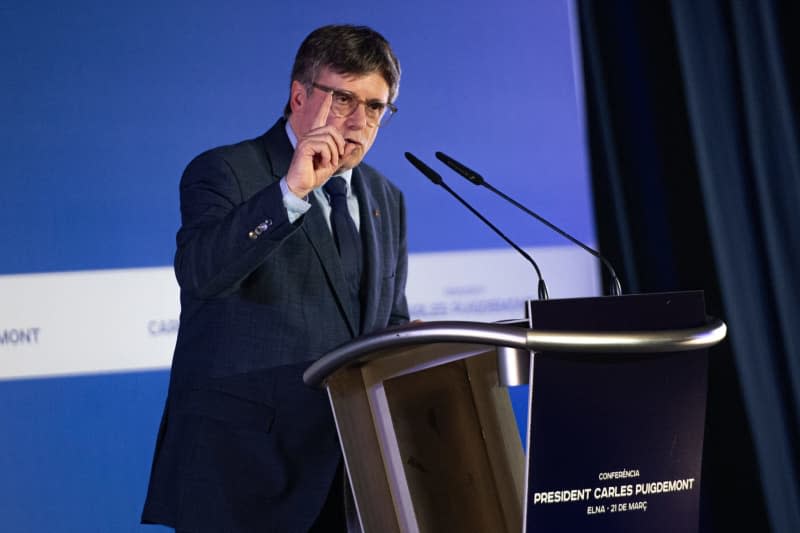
[323,177,363,323]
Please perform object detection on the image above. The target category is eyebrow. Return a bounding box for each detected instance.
[334,88,386,105]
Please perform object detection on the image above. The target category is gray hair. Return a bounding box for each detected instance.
[283,25,401,117]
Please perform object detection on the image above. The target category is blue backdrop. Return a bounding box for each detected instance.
[0,2,593,531]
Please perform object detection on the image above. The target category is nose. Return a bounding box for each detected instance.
[345,102,369,129]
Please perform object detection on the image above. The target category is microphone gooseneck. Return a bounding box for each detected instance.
[405,152,549,300]
[434,151,623,296]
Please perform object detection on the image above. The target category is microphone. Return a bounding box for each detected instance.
[404,152,549,300]
[435,151,623,296]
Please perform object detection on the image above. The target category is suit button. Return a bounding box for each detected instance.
[248,219,273,240]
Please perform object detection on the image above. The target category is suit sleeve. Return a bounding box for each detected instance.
[173,151,299,299]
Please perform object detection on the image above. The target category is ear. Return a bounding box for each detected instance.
[289,80,308,114]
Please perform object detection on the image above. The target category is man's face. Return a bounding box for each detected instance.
[288,67,390,171]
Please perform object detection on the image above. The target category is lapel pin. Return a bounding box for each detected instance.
[373,209,381,217]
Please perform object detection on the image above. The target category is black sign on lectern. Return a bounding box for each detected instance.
[523,291,708,533]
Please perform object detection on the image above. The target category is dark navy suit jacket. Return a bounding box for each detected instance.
[142,118,409,532]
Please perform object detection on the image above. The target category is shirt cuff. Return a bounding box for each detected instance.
[280,177,311,223]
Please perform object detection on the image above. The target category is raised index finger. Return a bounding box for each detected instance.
[313,89,333,129]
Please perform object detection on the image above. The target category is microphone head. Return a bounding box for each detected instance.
[404,152,443,185]
[435,151,484,185]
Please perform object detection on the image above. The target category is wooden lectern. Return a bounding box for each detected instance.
[303,291,726,533]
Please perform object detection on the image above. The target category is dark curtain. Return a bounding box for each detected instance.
[577,1,800,532]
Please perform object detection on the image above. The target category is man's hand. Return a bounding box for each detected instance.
[285,91,346,198]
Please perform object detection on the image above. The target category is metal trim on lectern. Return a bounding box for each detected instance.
[302,318,726,387]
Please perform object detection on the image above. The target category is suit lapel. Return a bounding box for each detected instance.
[259,119,360,337]
[301,194,360,336]
[353,167,384,333]
[260,119,294,180]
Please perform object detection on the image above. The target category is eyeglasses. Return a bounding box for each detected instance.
[310,82,397,127]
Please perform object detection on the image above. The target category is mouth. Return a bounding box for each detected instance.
[344,138,363,148]
[337,140,363,170]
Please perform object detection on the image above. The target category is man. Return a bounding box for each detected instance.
[142,25,409,533]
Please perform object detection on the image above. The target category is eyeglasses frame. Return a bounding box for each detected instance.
[309,81,398,127]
